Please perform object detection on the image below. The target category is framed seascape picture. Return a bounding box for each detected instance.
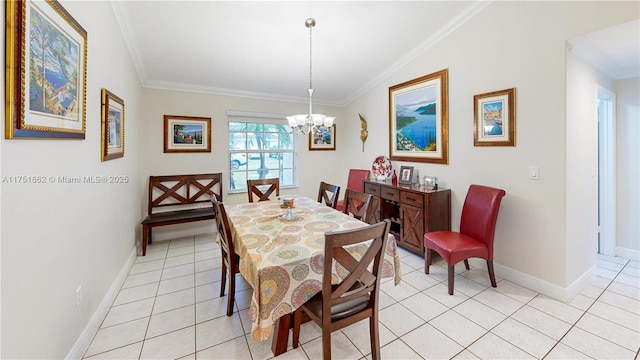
[473,88,516,146]
[389,69,448,164]
[398,166,414,185]
[163,115,211,153]
[5,0,88,139]
[101,89,124,161]
[309,124,336,151]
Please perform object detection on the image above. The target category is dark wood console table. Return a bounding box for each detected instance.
[363,180,451,255]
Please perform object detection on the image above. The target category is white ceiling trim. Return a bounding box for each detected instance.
[144,79,330,106]
[110,1,148,85]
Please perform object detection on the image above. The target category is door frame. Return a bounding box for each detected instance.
[597,85,616,256]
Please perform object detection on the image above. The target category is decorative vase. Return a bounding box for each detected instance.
[392,170,398,185]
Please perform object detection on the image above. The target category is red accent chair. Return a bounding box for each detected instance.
[424,185,506,295]
[335,169,370,212]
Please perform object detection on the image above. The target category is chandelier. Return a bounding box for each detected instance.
[286,18,335,135]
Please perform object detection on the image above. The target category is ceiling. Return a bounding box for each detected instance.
[111,2,639,107]
[111,1,489,106]
[569,19,640,80]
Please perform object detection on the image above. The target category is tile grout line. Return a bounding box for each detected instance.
[541,258,631,359]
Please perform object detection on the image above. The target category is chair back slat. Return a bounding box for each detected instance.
[247,178,280,202]
[322,220,391,316]
[211,196,237,270]
[317,181,341,208]
[342,189,372,222]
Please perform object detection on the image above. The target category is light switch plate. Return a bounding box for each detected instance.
[529,166,540,180]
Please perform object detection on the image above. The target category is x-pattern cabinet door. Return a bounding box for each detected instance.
[400,204,424,253]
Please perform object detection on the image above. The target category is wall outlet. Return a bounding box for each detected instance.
[75,286,82,307]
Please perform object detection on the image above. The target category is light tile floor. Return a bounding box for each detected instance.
[83,233,640,359]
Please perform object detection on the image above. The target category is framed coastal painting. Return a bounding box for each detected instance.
[5,0,88,139]
[389,69,448,164]
[163,115,211,153]
[309,124,336,151]
[473,88,516,146]
[101,89,124,161]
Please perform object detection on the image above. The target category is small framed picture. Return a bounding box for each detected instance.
[163,115,211,153]
[398,166,414,185]
[473,88,516,146]
[101,89,124,161]
[309,124,336,151]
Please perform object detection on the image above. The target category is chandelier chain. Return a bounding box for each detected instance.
[308,21,313,91]
[286,18,334,135]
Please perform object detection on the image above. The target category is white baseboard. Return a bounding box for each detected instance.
[468,258,595,303]
[616,246,640,261]
[66,247,137,360]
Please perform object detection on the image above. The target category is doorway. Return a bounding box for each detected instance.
[597,85,616,256]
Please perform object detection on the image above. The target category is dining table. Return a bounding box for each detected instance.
[223,195,402,356]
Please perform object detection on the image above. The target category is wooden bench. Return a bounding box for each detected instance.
[141,173,222,255]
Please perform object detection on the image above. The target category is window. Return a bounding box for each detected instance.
[227,111,297,192]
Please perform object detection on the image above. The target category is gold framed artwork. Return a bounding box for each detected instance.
[389,69,448,164]
[5,0,88,139]
[473,88,516,146]
[163,115,212,153]
[309,125,336,151]
[101,89,124,161]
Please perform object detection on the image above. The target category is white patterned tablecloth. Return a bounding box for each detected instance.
[224,196,402,341]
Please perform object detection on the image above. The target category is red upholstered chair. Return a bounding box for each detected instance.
[335,169,370,212]
[424,185,506,295]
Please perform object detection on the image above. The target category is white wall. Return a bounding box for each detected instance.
[1,1,142,358]
[140,89,346,240]
[565,52,614,286]
[344,1,638,295]
[615,77,640,259]
[1,1,637,357]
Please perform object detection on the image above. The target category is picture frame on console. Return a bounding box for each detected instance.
[389,69,449,164]
[473,87,516,147]
[398,166,414,185]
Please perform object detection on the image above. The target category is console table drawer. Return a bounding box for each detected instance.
[401,191,423,207]
[364,182,380,197]
[381,187,400,202]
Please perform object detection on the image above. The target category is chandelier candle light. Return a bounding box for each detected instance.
[287,18,335,135]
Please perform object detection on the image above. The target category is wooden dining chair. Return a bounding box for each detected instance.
[246,178,279,202]
[424,184,506,295]
[317,181,341,209]
[335,169,370,211]
[342,189,373,223]
[211,195,241,316]
[292,219,391,360]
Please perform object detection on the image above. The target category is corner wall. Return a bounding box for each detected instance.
[343,1,638,292]
[1,1,143,358]
[139,89,346,240]
[615,77,640,259]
